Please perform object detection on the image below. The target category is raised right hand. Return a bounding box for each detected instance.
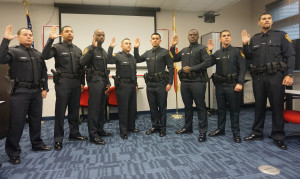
[92,36,98,47]
[171,33,179,46]
[4,25,17,41]
[241,30,250,45]
[207,39,214,51]
[110,37,117,47]
[135,38,140,48]
[49,26,61,39]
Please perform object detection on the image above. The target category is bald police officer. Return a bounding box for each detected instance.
[0,25,51,164]
[80,29,112,145]
[171,29,212,142]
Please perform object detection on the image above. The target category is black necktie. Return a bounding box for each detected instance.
[222,48,229,75]
[151,49,156,74]
[27,48,40,83]
[68,44,76,73]
[184,46,192,67]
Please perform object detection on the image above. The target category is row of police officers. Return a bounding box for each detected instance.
[0,12,295,165]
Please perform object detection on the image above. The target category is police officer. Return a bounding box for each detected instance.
[0,25,51,164]
[242,12,295,150]
[42,26,87,151]
[80,29,112,145]
[134,33,174,137]
[207,30,245,143]
[171,29,212,142]
[107,38,139,139]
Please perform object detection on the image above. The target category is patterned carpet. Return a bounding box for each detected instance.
[0,108,300,179]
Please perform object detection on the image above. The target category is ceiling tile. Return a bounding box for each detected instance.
[110,0,137,6]
[83,0,109,5]
[135,0,164,8]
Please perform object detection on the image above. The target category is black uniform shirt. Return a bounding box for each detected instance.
[134,46,174,85]
[212,45,246,84]
[0,38,48,91]
[42,38,84,84]
[107,47,137,84]
[243,30,295,74]
[170,42,212,81]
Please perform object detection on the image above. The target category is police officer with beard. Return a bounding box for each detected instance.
[42,26,87,151]
[107,38,139,139]
[207,30,245,143]
[0,25,51,164]
[171,29,212,142]
[242,12,295,150]
[80,29,112,145]
[134,33,174,137]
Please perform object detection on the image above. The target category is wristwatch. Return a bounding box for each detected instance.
[287,73,294,78]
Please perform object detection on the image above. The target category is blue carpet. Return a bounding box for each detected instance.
[1,108,300,179]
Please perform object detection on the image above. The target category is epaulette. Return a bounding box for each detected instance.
[12,45,19,48]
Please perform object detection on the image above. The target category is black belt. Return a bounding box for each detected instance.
[61,73,78,79]
[119,78,134,83]
[17,82,41,89]
[92,70,106,77]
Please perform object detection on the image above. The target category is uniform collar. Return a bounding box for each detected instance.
[122,50,131,57]
[152,46,160,52]
[222,45,232,51]
[19,44,32,51]
[63,40,73,47]
[259,29,273,37]
[189,42,198,48]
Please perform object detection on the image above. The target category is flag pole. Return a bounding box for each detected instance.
[171,9,182,119]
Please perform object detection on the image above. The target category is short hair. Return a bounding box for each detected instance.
[121,38,130,44]
[220,30,231,37]
[94,29,104,34]
[17,28,32,35]
[151,33,161,39]
[259,12,272,20]
[61,26,72,33]
[188,29,199,35]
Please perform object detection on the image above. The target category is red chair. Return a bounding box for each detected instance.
[79,86,89,124]
[284,110,300,139]
[106,86,118,121]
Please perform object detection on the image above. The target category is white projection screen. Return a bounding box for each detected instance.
[56,5,159,67]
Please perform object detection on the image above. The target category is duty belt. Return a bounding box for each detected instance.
[60,73,78,79]
[119,78,134,83]
[144,71,168,82]
[211,73,238,84]
[249,62,287,75]
[17,81,42,89]
[92,70,106,77]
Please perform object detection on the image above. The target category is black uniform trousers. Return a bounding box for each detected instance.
[5,89,44,157]
[146,81,168,132]
[252,72,285,141]
[87,78,106,140]
[181,81,208,133]
[54,78,81,142]
[116,82,137,134]
[215,83,240,134]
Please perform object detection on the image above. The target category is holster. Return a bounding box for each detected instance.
[112,75,120,88]
[5,75,16,95]
[51,69,61,84]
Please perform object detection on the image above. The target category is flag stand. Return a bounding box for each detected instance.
[171,89,182,119]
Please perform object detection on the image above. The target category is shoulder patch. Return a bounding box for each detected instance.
[113,53,116,57]
[82,48,88,55]
[285,34,292,43]
[240,50,245,58]
[206,48,211,55]
[169,51,174,58]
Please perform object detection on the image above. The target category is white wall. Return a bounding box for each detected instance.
[2,0,298,116]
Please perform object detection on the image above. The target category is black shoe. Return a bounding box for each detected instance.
[54,142,63,151]
[208,129,225,137]
[198,133,207,142]
[98,131,112,137]
[32,144,52,151]
[175,128,193,134]
[159,131,166,137]
[9,156,21,165]
[244,134,264,141]
[233,134,242,143]
[273,140,287,150]
[120,133,128,139]
[90,138,106,145]
[145,128,158,135]
[129,129,140,133]
[69,136,88,141]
